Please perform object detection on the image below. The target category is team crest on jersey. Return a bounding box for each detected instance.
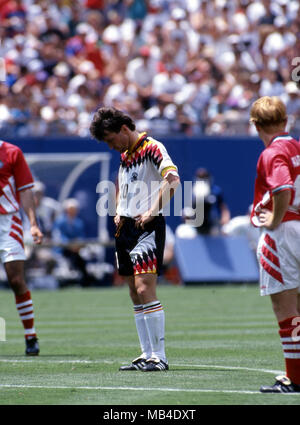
[130,172,138,182]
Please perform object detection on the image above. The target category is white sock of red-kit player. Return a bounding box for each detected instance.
[15,290,37,340]
[279,316,300,385]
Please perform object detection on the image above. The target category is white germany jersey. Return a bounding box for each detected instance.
[117,133,179,218]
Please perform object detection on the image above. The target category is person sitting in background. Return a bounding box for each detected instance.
[23,181,61,287]
[32,181,61,239]
[175,207,198,239]
[222,204,260,253]
[52,198,93,287]
[192,168,230,235]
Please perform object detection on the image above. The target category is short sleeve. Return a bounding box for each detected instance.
[263,151,293,195]
[155,141,179,179]
[12,148,34,191]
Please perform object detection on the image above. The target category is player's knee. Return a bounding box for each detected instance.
[129,286,139,304]
[271,298,298,322]
[136,283,148,300]
[8,274,26,293]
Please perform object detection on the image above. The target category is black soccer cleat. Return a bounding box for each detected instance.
[142,358,169,372]
[119,356,147,371]
[260,375,300,393]
[25,337,40,356]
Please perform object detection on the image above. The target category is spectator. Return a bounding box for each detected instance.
[52,198,94,287]
[31,181,61,239]
[192,168,231,235]
[0,0,299,137]
[143,98,179,136]
[222,204,260,253]
[175,207,198,239]
[126,45,157,110]
[284,82,300,133]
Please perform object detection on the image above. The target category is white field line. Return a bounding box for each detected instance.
[0,382,298,395]
[0,358,284,375]
[0,383,261,395]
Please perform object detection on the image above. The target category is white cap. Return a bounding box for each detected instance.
[103,25,121,43]
[76,23,92,35]
[78,60,94,74]
[53,62,70,77]
[171,8,186,20]
[68,74,87,91]
[67,93,82,108]
[286,82,299,94]
[274,15,287,27]
[27,59,44,72]
[40,106,55,121]
[63,198,79,211]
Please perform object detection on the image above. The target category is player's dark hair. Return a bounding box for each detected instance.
[89,107,136,141]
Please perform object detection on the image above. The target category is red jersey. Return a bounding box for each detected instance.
[251,133,300,227]
[0,141,34,214]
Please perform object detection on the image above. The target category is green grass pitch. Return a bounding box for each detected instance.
[0,284,299,405]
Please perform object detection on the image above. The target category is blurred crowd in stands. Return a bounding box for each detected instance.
[0,0,299,139]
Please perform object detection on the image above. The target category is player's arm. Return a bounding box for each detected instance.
[114,173,121,227]
[20,189,43,244]
[258,189,291,230]
[135,173,180,229]
[219,202,231,226]
[152,173,180,215]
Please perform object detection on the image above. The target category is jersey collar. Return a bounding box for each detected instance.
[270,132,292,145]
[128,132,147,154]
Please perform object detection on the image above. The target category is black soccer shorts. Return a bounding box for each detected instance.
[115,215,166,276]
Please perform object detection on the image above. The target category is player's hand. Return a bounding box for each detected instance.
[134,210,154,229]
[31,225,43,245]
[114,214,121,226]
[257,209,275,229]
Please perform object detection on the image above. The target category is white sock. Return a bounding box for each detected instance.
[134,305,152,359]
[143,300,167,363]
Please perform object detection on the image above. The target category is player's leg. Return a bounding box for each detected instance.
[119,275,152,371]
[115,220,150,371]
[268,289,300,388]
[259,225,300,392]
[271,287,299,322]
[4,260,40,355]
[134,272,168,371]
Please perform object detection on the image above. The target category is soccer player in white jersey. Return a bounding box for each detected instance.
[250,96,300,393]
[90,107,180,371]
[0,141,43,355]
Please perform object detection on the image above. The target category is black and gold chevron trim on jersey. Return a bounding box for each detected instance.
[120,137,163,171]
